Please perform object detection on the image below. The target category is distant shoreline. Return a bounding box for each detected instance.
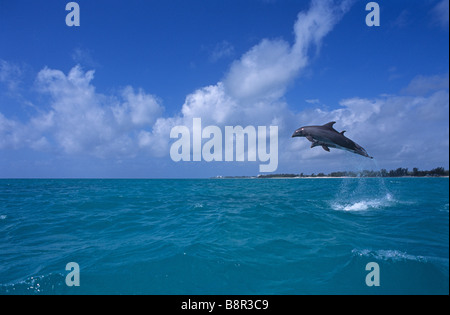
[213,176,449,179]
[214,167,449,179]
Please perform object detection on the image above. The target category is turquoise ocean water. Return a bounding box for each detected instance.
[0,178,448,295]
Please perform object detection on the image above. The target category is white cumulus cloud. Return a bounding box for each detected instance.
[145,0,354,158]
[6,65,165,158]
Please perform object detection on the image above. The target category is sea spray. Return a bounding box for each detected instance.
[330,157,393,212]
[331,192,394,212]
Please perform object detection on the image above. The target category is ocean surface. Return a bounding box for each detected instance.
[0,178,448,295]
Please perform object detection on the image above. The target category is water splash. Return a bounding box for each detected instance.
[329,157,396,212]
[332,193,394,212]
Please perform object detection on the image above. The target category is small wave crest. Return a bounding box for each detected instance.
[352,248,427,263]
[0,215,6,220]
[332,193,394,212]
[0,273,66,295]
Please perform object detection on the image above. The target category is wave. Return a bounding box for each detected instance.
[0,273,66,295]
[0,215,6,220]
[331,193,394,212]
[352,248,427,263]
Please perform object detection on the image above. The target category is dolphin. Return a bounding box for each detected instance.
[292,121,373,159]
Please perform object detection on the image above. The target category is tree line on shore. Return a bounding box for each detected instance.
[256,167,449,178]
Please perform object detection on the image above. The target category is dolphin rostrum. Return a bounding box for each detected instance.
[292,121,373,159]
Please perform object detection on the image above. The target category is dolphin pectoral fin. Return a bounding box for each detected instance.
[322,145,330,152]
[306,136,314,142]
[311,142,319,148]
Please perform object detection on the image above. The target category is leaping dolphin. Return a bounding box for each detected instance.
[292,121,373,159]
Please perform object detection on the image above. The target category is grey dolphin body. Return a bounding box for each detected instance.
[292,121,373,159]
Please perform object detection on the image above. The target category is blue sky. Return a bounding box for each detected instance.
[0,0,449,178]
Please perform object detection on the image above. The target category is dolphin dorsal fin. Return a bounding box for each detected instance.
[340,130,346,135]
[322,121,336,130]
